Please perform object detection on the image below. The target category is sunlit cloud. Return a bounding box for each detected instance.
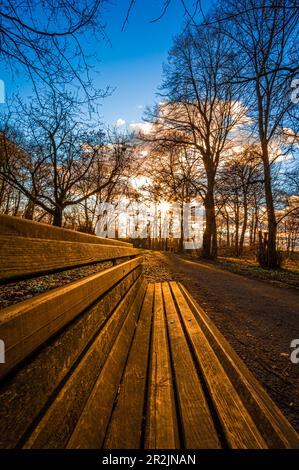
[129,122,152,134]
[115,118,126,127]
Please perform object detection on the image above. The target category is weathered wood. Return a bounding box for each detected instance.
[23,276,145,449]
[1,217,298,459]
[178,282,299,449]
[0,235,139,282]
[0,256,142,380]
[67,280,147,449]
[0,214,132,247]
[144,283,180,449]
[162,282,221,449]
[0,267,141,449]
[104,284,154,449]
[169,282,267,449]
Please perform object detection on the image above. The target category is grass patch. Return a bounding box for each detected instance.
[216,256,299,289]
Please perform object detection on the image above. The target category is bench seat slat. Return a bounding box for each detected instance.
[0,267,141,449]
[24,276,145,449]
[0,214,132,247]
[1,225,298,459]
[0,256,142,380]
[67,280,147,449]
[104,284,154,449]
[177,282,299,449]
[0,235,139,282]
[145,283,180,449]
[169,281,267,449]
[162,282,221,449]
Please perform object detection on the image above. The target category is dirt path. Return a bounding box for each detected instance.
[145,251,299,432]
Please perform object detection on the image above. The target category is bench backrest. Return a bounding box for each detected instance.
[0,214,137,282]
[0,214,142,381]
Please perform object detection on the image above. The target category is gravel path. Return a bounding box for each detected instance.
[141,250,175,283]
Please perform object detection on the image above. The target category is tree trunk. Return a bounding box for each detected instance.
[234,200,240,256]
[24,198,35,220]
[249,209,254,247]
[179,202,184,253]
[239,197,248,256]
[225,210,230,248]
[53,207,63,227]
[261,149,279,269]
[218,220,223,248]
[202,181,217,259]
[253,204,259,246]
[13,191,21,215]
[0,177,7,208]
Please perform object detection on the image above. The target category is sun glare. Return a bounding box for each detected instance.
[159,201,170,214]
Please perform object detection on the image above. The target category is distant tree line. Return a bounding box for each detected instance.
[0,0,298,269]
[0,0,137,232]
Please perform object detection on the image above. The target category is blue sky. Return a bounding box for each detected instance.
[91,0,208,127]
[0,1,208,127]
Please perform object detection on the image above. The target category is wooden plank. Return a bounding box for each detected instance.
[0,235,139,282]
[0,256,142,380]
[178,282,299,449]
[162,282,221,449]
[67,281,147,449]
[0,267,141,449]
[144,283,180,449]
[0,214,132,247]
[23,277,146,449]
[169,282,267,449]
[103,284,154,449]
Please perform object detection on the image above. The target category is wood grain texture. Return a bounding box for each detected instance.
[178,282,299,449]
[0,214,132,247]
[162,282,221,449]
[144,283,180,449]
[23,276,145,449]
[0,267,141,449]
[0,235,139,281]
[104,284,154,449]
[2,273,298,450]
[169,282,267,449]
[67,281,147,449]
[0,256,142,380]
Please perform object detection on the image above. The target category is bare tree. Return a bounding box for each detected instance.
[144,24,245,258]
[146,143,200,251]
[216,145,264,256]
[0,1,106,96]
[219,0,299,268]
[0,90,131,226]
[281,204,299,254]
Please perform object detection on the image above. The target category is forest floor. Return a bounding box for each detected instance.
[142,249,299,432]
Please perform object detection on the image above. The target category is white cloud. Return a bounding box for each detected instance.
[115,118,126,127]
[129,122,152,134]
[137,104,144,109]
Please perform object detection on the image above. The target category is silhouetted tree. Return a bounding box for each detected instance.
[144,25,245,258]
[0,91,131,226]
[219,0,299,267]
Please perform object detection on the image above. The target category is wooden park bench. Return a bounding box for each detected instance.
[0,214,298,449]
